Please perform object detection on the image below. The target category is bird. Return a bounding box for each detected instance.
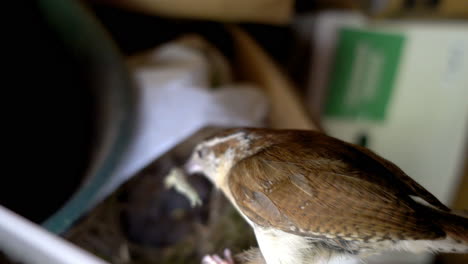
[184,128,468,264]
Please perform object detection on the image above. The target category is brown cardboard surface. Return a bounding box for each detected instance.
[230,26,318,131]
[102,0,293,24]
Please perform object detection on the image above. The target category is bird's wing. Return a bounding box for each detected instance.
[228,142,445,243]
[350,143,449,211]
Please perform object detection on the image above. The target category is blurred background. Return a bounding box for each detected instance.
[1,0,467,263]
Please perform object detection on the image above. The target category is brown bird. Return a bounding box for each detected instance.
[185,128,468,264]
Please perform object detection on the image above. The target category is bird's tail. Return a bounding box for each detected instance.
[431,209,468,253]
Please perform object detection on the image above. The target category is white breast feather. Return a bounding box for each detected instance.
[253,227,359,264]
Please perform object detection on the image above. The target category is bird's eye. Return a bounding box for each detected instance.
[196,147,211,159]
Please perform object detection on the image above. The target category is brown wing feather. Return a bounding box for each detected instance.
[350,144,450,211]
[228,132,445,242]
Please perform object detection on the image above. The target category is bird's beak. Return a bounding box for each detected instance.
[184,157,202,175]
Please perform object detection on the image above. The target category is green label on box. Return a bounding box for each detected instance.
[325,28,405,121]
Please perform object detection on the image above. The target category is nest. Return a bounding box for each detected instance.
[65,127,256,264]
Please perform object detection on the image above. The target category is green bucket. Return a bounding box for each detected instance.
[32,0,136,234]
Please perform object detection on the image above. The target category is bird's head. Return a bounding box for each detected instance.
[185,128,268,187]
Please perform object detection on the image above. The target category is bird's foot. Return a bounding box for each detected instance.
[202,249,235,264]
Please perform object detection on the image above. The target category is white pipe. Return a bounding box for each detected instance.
[0,205,109,264]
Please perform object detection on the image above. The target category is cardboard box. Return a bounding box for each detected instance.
[230,26,317,130]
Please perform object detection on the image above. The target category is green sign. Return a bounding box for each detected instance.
[325,28,405,121]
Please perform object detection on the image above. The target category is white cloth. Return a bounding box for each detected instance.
[95,39,268,203]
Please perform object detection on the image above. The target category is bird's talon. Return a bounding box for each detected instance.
[213,255,224,262]
[224,248,234,263]
[202,255,216,264]
[201,251,235,264]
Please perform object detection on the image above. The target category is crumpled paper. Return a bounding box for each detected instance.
[94,36,268,203]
